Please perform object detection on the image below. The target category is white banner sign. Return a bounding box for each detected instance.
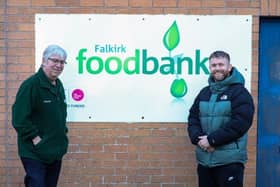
[35,14,252,122]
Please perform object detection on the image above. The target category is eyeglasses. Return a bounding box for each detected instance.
[48,58,67,65]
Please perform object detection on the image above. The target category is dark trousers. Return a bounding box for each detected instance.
[20,157,62,187]
[197,163,244,187]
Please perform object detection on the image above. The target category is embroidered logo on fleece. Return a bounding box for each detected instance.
[220,94,228,100]
[43,100,52,103]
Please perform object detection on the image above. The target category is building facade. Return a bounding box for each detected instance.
[1,0,277,186]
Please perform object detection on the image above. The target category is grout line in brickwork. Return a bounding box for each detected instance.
[3,0,11,186]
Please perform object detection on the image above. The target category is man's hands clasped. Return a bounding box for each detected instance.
[198,135,215,152]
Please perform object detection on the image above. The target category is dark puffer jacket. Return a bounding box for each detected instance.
[188,67,254,167]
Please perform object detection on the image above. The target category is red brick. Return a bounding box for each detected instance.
[226,0,251,7]
[7,0,30,6]
[129,0,152,7]
[31,0,55,6]
[104,145,128,152]
[127,175,150,183]
[7,32,34,40]
[153,0,177,7]
[202,0,225,7]
[80,0,103,6]
[105,0,128,7]
[178,0,202,7]
[56,0,80,6]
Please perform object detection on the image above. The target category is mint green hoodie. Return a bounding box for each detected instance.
[12,68,68,164]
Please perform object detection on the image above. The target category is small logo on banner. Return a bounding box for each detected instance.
[72,89,84,101]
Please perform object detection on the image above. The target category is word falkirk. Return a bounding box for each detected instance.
[94,44,127,53]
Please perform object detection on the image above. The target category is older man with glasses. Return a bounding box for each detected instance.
[12,44,69,187]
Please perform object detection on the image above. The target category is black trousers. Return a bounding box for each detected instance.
[197,163,244,187]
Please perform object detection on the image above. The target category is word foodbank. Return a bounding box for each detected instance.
[76,48,210,75]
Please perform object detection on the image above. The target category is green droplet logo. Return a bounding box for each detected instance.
[170,78,187,98]
[162,20,187,98]
[163,21,180,51]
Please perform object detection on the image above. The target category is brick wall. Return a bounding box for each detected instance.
[1,0,278,186]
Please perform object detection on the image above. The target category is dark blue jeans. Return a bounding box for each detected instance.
[20,157,62,187]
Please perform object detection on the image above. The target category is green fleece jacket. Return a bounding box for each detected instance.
[12,68,68,164]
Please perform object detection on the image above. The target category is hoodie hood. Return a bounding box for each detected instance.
[208,67,245,93]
